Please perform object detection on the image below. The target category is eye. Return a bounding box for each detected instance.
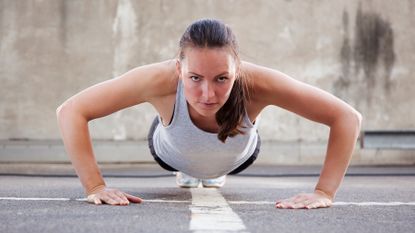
[217,76,228,82]
[190,76,200,82]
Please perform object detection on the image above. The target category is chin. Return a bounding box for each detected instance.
[196,108,218,117]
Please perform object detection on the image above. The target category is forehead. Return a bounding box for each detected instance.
[181,47,235,73]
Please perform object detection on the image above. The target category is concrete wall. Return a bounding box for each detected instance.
[1,0,414,163]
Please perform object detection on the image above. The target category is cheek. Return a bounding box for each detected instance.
[184,85,201,101]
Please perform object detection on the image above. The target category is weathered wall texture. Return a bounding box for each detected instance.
[1,0,414,144]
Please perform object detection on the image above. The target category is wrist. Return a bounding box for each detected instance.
[314,188,334,201]
[86,184,106,196]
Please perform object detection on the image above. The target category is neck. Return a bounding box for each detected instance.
[187,102,219,133]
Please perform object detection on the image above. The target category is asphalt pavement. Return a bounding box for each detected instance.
[0,163,414,233]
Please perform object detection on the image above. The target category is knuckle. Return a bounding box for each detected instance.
[116,191,124,196]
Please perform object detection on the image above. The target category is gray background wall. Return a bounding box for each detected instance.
[1,0,414,164]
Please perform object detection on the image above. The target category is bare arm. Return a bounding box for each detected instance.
[56,106,105,196]
[56,60,176,205]
[244,62,362,208]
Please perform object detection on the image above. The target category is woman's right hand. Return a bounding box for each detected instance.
[86,187,143,205]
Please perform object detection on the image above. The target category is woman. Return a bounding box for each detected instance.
[56,19,362,209]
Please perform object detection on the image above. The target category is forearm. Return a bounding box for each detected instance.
[57,107,106,195]
[315,112,361,200]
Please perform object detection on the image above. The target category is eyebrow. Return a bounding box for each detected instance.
[188,71,229,78]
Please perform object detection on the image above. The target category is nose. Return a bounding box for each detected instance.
[201,82,215,101]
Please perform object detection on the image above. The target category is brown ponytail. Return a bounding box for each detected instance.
[216,73,251,142]
[178,18,250,142]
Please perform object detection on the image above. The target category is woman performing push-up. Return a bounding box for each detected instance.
[57,18,362,209]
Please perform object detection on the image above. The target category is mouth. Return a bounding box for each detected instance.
[199,102,218,108]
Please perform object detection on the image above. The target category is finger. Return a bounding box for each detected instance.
[285,199,298,209]
[112,192,129,205]
[124,193,143,204]
[293,193,307,201]
[305,199,318,209]
[108,192,126,205]
[276,199,293,209]
[105,192,120,203]
[94,197,102,205]
[276,194,307,208]
[292,202,307,209]
[306,200,326,209]
[275,203,284,208]
[87,194,96,203]
[326,200,333,207]
[101,194,121,205]
[299,198,314,207]
[293,195,309,204]
[276,201,294,209]
[87,194,102,205]
[285,203,295,209]
[317,200,331,208]
[114,192,130,204]
[114,191,130,205]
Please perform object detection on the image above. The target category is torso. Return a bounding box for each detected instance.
[148,60,266,131]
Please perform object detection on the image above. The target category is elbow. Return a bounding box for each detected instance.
[56,100,90,126]
[56,101,70,120]
[56,100,77,123]
[344,108,363,139]
[329,107,362,137]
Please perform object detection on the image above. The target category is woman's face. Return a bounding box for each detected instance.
[177,47,237,118]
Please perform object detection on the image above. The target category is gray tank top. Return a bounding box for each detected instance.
[152,79,258,179]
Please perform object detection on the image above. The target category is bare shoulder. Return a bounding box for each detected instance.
[240,61,300,109]
[125,59,178,101]
[59,59,178,120]
[241,61,359,126]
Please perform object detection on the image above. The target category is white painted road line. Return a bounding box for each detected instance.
[333,202,415,206]
[0,197,71,201]
[228,201,274,205]
[190,188,249,233]
[0,197,192,203]
[1,197,415,206]
[143,199,190,203]
[228,200,415,206]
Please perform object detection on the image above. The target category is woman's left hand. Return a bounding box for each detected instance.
[275,190,333,209]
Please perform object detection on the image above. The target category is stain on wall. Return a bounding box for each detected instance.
[337,3,395,101]
[338,10,352,89]
[354,4,395,91]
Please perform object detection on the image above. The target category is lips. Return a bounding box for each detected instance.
[199,102,218,108]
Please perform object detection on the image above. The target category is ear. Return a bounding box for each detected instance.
[175,59,182,77]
